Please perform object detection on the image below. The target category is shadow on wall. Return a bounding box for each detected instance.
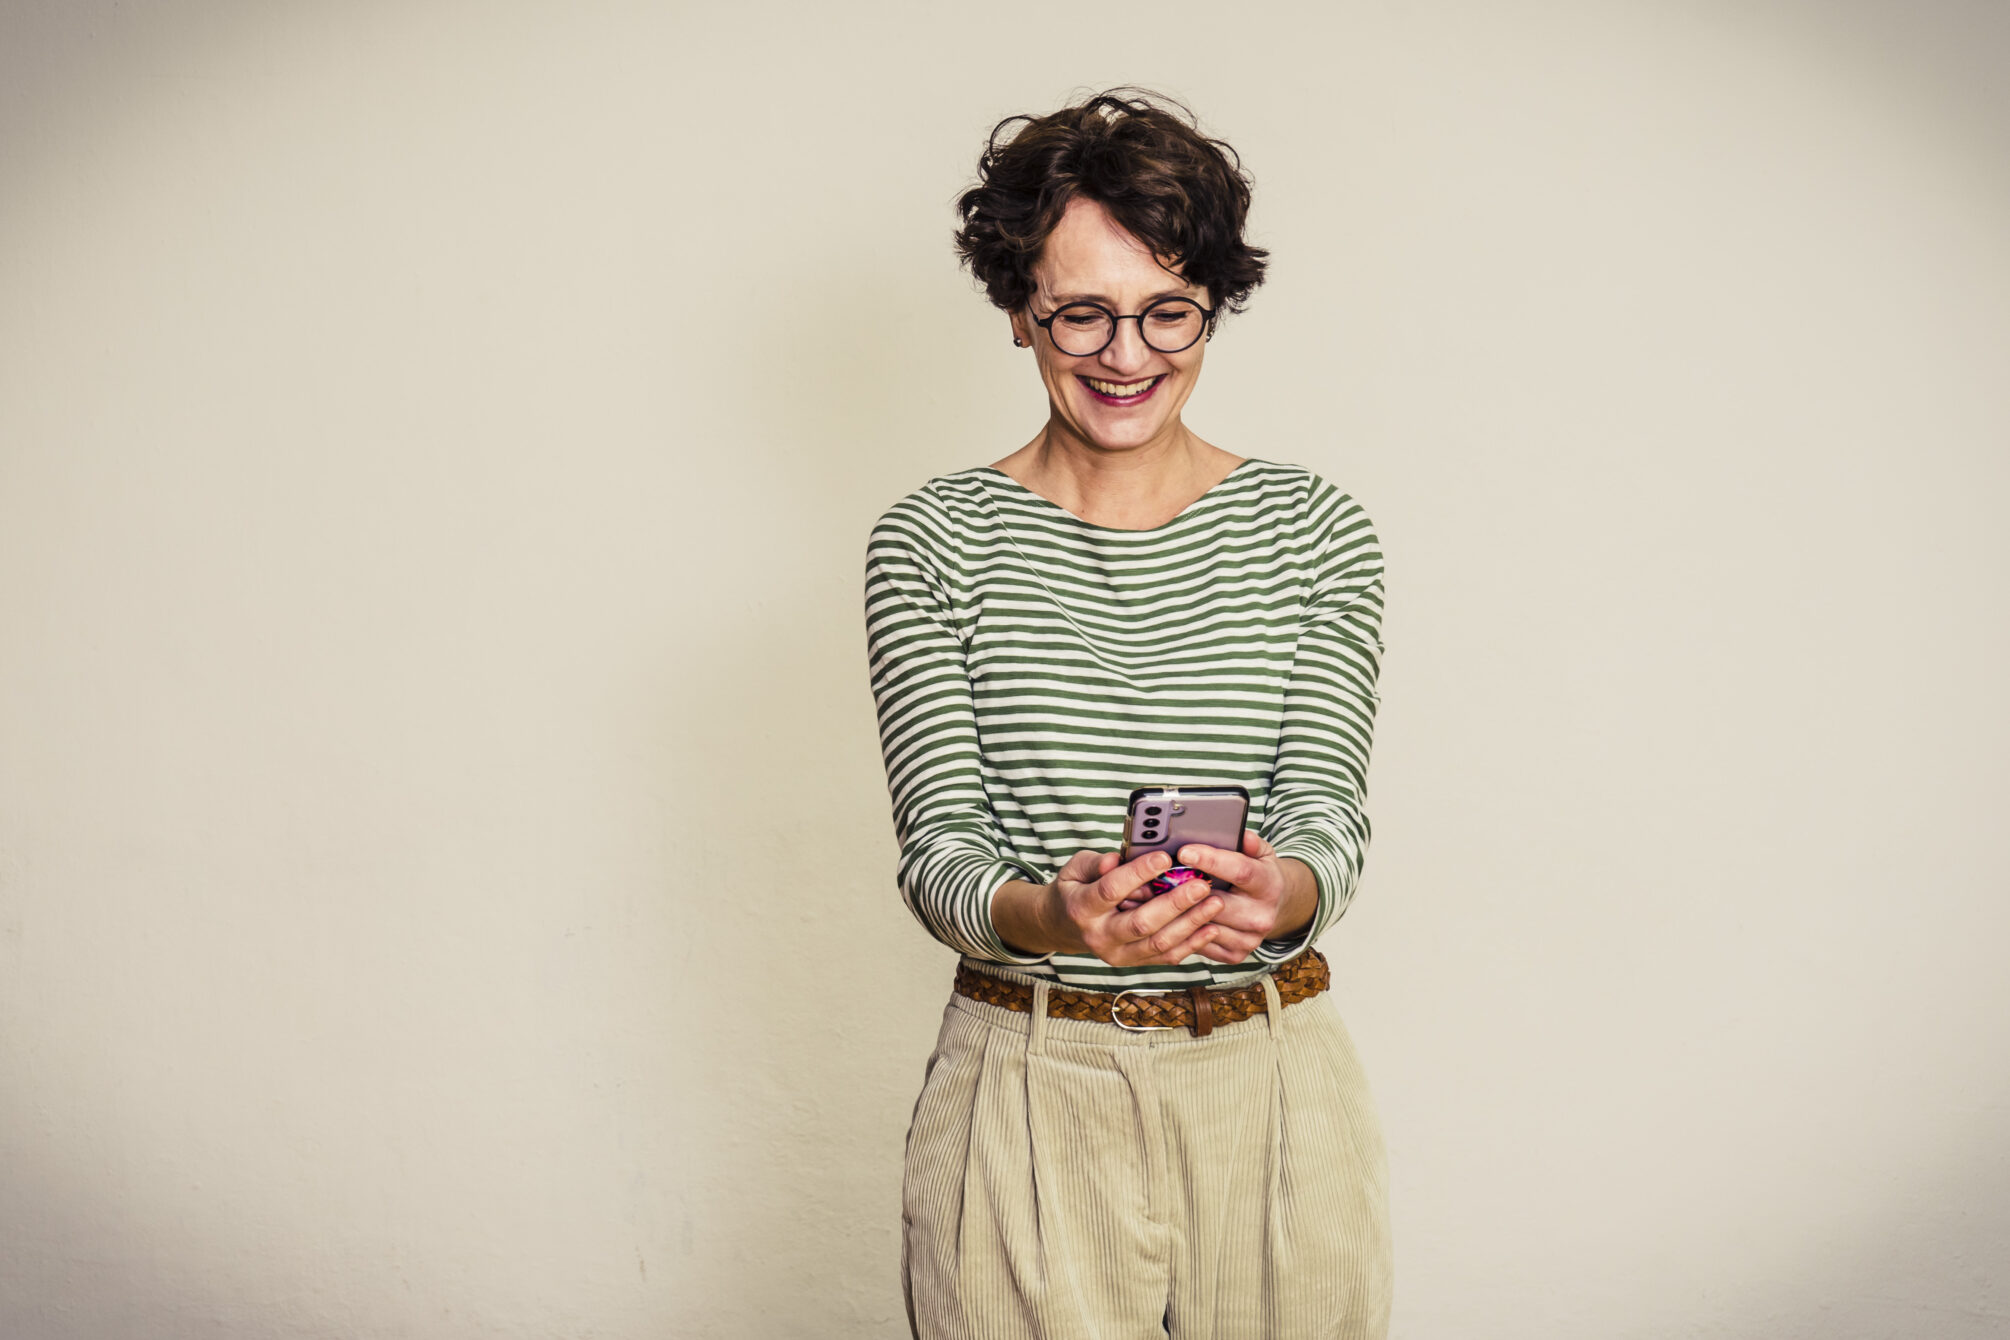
[632,261,980,1335]
[1729,1106,2010,1340]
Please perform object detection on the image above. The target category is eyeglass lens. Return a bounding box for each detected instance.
[1047,301,1206,356]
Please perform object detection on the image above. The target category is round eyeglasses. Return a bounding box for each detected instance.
[1028,297,1216,357]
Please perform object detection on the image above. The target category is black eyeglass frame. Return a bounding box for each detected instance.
[1027,297,1218,356]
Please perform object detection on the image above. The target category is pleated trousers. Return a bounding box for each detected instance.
[901,970,1392,1340]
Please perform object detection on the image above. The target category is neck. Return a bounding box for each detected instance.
[1007,415,1236,531]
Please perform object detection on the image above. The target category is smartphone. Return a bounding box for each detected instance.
[1119,784,1250,899]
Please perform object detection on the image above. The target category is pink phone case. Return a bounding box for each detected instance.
[1120,785,1250,896]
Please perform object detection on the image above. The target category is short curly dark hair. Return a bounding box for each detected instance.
[954,88,1268,322]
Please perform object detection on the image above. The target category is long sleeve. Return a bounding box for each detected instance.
[865,504,1051,964]
[1254,487,1385,961]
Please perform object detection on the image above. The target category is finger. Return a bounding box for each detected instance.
[1085,890,1213,966]
[1111,918,1220,967]
[1127,873,1219,936]
[1195,926,1264,961]
[1177,842,1259,889]
[1127,888,1225,960]
[1204,898,1275,935]
[1194,933,1258,965]
[1097,850,1122,876]
[1100,849,1173,904]
[1241,829,1274,860]
[1138,922,1220,966]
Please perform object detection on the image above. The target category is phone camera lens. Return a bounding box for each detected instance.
[1145,806,1162,816]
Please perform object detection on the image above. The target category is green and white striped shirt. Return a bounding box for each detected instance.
[865,458,1384,990]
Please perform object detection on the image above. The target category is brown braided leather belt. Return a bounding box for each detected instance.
[953,949,1329,1038]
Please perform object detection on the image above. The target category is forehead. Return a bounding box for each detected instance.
[1032,196,1197,304]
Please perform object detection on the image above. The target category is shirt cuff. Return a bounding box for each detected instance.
[1255,846,1337,961]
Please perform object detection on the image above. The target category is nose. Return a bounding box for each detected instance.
[1097,316,1154,375]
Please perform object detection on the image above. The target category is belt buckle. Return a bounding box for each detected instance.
[1110,989,1182,1032]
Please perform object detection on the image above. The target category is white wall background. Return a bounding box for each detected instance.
[3,2,2006,1336]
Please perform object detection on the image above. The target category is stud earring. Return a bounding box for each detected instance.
[1012,336,1026,347]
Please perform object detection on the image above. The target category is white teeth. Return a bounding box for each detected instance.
[1086,376,1157,397]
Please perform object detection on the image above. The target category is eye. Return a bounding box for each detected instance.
[1059,312,1103,328]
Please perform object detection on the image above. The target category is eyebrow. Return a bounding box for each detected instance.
[1045,286,1199,305]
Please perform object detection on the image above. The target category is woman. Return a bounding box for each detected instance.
[865,89,1391,1339]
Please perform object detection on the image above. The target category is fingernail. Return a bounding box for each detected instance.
[1178,846,1196,864]
[1153,852,1171,870]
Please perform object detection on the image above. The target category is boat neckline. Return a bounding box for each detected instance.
[974,459,1263,535]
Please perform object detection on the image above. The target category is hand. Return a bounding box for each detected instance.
[1168,831,1317,965]
[999,848,1229,967]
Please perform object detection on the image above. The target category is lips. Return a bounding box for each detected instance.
[1078,373,1165,405]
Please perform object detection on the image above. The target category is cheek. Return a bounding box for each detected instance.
[1153,356,1198,396]
[1039,356,1083,395]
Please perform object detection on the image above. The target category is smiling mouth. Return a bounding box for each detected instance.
[1078,374,1166,404]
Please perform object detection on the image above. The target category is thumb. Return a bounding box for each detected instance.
[1242,829,1275,860]
[1057,849,1104,883]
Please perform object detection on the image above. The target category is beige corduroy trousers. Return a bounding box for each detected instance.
[901,969,1392,1340]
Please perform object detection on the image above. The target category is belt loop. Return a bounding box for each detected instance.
[1027,980,1051,1056]
[1261,973,1284,1041]
[1187,985,1215,1038]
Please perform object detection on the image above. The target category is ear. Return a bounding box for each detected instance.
[1009,310,1030,348]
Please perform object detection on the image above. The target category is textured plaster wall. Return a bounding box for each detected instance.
[1,2,2006,1336]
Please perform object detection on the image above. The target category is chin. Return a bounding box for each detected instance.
[1084,427,1167,453]
[1063,396,1178,450]
[1078,410,1176,451]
